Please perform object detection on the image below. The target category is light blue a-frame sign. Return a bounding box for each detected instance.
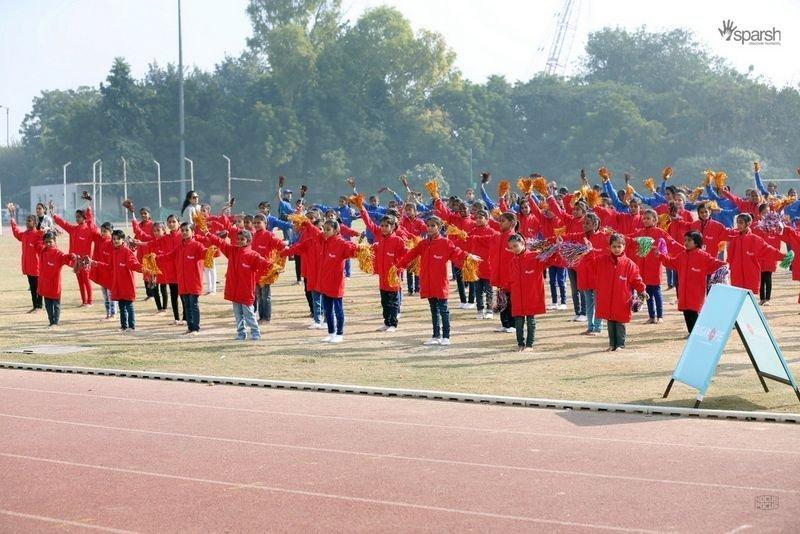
[663,284,800,408]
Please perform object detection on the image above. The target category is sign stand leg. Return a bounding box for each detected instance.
[662,378,675,399]
[735,322,770,393]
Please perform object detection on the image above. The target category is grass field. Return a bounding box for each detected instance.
[1,225,799,413]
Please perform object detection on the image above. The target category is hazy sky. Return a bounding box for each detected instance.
[1,0,798,144]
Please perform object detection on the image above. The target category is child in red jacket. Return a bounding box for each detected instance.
[206,229,272,341]
[252,214,286,324]
[51,199,95,306]
[469,209,497,320]
[360,207,407,332]
[727,213,785,295]
[90,222,116,320]
[9,205,44,313]
[157,222,209,334]
[507,234,551,351]
[587,234,647,351]
[397,216,476,346]
[752,203,782,305]
[282,212,325,329]
[36,232,77,327]
[401,203,426,295]
[660,231,727,333]
[90,230,143,332]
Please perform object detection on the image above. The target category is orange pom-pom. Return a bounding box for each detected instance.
[532,176,549,196]
[204,245,218,268]
[714,172,727,190]
[624,184,635,203]
[387,264,402,289]
[662,166,673,180]
[461,255,481,283]
[348,193,365,209]
[598,166,612,182]
[425,180,440,199]
[356,243,374,274]
[718,241,727,252]
[585,189,601,208]
[658,214,672,231]
[690,187,704,202]
[517,178,533,195]
[643,178,656,192]
[192,211,208,234]
[445,224,468,240]
[287,213,309,228]
[142,253,162,277]
[554,227,566,237]
[498,180,510,197]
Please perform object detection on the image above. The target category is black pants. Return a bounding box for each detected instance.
[294,255,302,282]
[168,283,183,320]
[428,298,450,338]
[154,283,168,311]
[304,278,314,316]
[515,316,536,347]
[474,279,493,311]
[146,281,158,300]
[683,310,699,333]
[499,290,514,328]
[607,320,626,349]
[118,300,135,329]
[380,290,399,327]
[454,267,467,303]
[760,271,773,301]
[44,298,60,325]
[567,268,585,316]
[182,294,200,331]
[406,271,419,294]
[27,275,42,309]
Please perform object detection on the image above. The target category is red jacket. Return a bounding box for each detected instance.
[251,229,286,260]
[311,233,358,298]
[435,199,475,268]
[752,228,782,272]
[94,245,142,302]
[11,221,43,276]
[591,252,646,323]
[629,226,680,286]
[563,231,611,290]
[673,218,728,258]
[339,224,360,240]
[400,215,427,237]
[138,232,180,284]
[159,238,208,295]
[723,191,761,221]
[397,236,468,300]
[470,227,515,290]
[283,222,322,287]
[532,205,567,268]
[361,208,407,291]
[500,197,540,239]
[780,226,800,281]
[662,248,726,312]
[509,250,548,317]
[468,225,497,279]
[90,231,114,288]
[53,209,95,257]
[727,229,783,294]
[547,196,584,235]
[37,245,74,299]
[208,235,272,305]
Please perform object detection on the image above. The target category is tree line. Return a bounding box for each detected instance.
[2,0,799,216]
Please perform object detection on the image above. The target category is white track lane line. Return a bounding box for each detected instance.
[0,509,140,533]
[1,413,797,495]
[0,385,796,455]
[0,452,669,534]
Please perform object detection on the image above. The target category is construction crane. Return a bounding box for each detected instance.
[543,0,582,76]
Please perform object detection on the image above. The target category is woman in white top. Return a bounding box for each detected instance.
[181,190,202,224]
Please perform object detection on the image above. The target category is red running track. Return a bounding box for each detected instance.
[0,369,798,533]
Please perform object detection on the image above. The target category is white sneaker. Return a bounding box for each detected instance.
[423,338,441,345]
[571,315,580,322]
[465,303,476,309]
[376,325,389,332]
[330,335,343,343]
[504,327,515,333]
[494,326,508,332]
[458,303,468,309]
[386,326,397,332]
[557,303,568,310]
[476,311,484,320]
[484,311,494,319]
[315,322,326,329]
[439,338,451,345]
[308,322,319,329]
[547,303,557,310]
[576,315,588,322]
[397,313,402,319]
[322,334,334,342]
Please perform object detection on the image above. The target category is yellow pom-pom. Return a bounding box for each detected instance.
[498,180,510,197]
[598,166,612,182]
[586,189,601,208]
[259,250,287,286]
[491,207,502,218]
[532,176,549,196]
[461,255,481,283]
[657,213,671,231]
[706,200,720,211]
[425,180,440,199]
[348,193,365,209]
[714,171,727,190]
[387,264,402,289]
[142,253,162,277]
[718,241,727,252]
[689,187,704,202]
[662,166,673,180]
[624,184,635,203]
[554,227,566,237]
[192,212,208,234]
[287,213,309,227]
[517,178,533,195]
[356,243,374,274]
[204,245,218,268]
[643,178,656,192]
[445,224,468,240]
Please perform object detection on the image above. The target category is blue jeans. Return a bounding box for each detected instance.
[581,289,603,333]
[428,298,450,338]
[102,287,116,316]
[344,258,351,278]
[645,284,663,319]
[311,290,323,324]
[256,284,272,321]
[233,303,259,338]
[406,271,419,294]
[321,295,345,335]
[548,266,567,304]
[182,294,200,331]
[118,300,135,330]
[568,268,585,315]
[474,278,493,312]
[666,268,678,288]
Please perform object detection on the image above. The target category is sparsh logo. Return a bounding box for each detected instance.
[718,19,737,40]
[718,19,781,45]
